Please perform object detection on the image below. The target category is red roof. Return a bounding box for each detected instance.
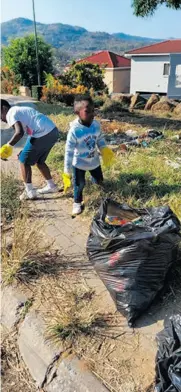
[126,40,181,55]
[76,50,130,68]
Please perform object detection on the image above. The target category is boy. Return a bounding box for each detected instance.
[63,95,113,216]
[1,99,59,200]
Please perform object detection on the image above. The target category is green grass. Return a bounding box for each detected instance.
[1,171,21,222]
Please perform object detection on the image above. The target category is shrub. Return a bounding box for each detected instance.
[41,75,88,105]
[1,67,20,95]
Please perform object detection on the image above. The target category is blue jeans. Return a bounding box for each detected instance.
[73,166,103,203]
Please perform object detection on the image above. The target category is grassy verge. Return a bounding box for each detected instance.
[1,171,21,222]
[38,102,181,220]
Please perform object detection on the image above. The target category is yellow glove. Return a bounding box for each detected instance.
[101,147,114,167]
[0,144,13,160]
[62,173,71,193]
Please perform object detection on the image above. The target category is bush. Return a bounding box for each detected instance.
[41,76,88,105]
[1,67,20,95]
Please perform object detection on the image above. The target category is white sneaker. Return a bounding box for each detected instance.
[72,203,82,216]
[37,185,58,194]
[20,189,37,201]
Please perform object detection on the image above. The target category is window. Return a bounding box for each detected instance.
[163,63,170,76]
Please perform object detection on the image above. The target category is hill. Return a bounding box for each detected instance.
[1,17,161,71]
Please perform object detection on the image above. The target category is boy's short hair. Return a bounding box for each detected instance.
[74,95,94,114]
[1,99,11,110]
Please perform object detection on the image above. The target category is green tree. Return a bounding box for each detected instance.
[132,0,181,16]
[60,62,107,92]
[3,35,53,87]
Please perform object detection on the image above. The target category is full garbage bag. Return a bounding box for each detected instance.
[86,199,180,326]
[155,314,181,392]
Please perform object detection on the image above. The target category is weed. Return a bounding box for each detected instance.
[1,171,21,222]
[2,214,50,285]
[20,299,34,320]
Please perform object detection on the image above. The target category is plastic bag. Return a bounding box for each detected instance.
[155,314,181,392]
[86,199,180,326]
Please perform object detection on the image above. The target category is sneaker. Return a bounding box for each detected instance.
[72,202,82,216]
[37,185,58,194]
[20,189,37,201]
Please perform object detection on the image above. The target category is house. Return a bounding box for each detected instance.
[76,51,131,94]
[125,40,181,99]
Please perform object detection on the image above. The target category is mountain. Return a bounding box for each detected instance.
[1,18,161,71]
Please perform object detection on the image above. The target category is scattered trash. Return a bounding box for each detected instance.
[106,129,163,149]
[165,159,181,169]
[87,199,180,327]
[155,314,181,392]
[125,129,138,138]
[171,134,181,141]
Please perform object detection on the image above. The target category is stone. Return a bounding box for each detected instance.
[1,286,27,329]
[174,102,181,116]
[144,94,159,110]
[18,311,62,388]
[151,100,174,113]
[111,94,132,107]
[45,355,108,392]
[130,93,147,109]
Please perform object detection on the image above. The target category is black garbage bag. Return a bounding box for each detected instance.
[155,314,181,392]
[86,199,180,326]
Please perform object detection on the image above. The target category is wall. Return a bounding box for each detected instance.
[168,53,181,99]
[130,55,170,94]
[104,68,130,93]
[113,68,130,93]
[104,69,114,93]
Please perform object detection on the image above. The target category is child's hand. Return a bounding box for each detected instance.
[0,144,13,160]
[100,147,115,167]
[62,173,71,193]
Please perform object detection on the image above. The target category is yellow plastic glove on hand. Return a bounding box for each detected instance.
[101,147,115,167]
[0,144,13,160]
[62,173,71,193]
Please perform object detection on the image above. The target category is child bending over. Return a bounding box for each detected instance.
[0,99,59,200]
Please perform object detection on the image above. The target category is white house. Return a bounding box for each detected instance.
[125,40,181,99]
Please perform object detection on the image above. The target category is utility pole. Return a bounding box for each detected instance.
[32,0,41,85]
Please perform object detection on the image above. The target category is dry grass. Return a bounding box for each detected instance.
[2,213,51,285]
[1,328,36,392]
[1,171,21,222]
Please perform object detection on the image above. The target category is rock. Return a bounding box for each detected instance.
[18,311,61,388]
[45,356,108,392]
[145,94,159,110]
[174,102,181,116]
[1,286,27,329]
[130,93,147,109]
[112,94,132,107]
[151,100,175,113]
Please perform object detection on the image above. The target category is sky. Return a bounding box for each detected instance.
[1,0,181,39]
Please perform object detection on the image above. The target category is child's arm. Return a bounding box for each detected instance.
[64,128,76,174]
[96,125,107,150]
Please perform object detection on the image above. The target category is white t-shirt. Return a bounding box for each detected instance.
[6,106,55,138]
